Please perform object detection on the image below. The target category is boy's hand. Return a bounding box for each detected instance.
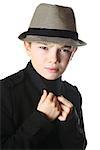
[37,90,61,121]
[57,96,73,121]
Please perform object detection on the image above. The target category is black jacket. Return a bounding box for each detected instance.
[0,61,87,150]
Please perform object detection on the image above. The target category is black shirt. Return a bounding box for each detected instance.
[0,61,87,149]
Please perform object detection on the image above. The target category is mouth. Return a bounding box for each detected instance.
[45,67,59,73]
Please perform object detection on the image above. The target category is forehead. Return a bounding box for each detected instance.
[31,41,71,48]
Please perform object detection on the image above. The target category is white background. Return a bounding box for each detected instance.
[0,0,100,149]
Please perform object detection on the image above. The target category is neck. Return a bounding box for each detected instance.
[28,61,62,96]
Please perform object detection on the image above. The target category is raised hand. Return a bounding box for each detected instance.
[37,90,61,121]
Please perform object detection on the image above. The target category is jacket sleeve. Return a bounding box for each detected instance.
[57,87,87,150]
[0,81,54,149]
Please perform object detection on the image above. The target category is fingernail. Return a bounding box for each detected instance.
[43,89,46,93]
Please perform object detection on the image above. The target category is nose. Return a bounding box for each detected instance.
[48,48,60,63]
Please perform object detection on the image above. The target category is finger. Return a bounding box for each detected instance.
[52,96,57,103]
[47,92,54,101]
[57,101,61,112]
[55,98,61,111]
[58,111,67,121]
[58,106,70,121]
[58,115,65,121]
[39,90,47,103]
[52,96,60,109]
[57,96,73,108]
[60,103,71,113]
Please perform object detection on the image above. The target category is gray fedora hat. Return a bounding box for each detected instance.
[18,3,86,46]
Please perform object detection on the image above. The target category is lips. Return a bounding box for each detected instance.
[45,67,58,73]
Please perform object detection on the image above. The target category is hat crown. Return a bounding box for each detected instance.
[29,3,77,32]
[18,3,86,46]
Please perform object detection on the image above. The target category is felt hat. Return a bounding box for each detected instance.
[18,3,86,46]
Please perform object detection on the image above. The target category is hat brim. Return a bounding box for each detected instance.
[18,31,86,46]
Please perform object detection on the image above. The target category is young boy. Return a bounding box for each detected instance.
[0,3,87,149]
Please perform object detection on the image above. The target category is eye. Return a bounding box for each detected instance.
[59,48,71,54]
[62,49,71,53]
[39,46,48,50]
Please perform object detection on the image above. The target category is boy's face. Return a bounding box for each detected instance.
[24,41,77,80]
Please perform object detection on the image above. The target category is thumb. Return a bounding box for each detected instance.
[39,89,47,104]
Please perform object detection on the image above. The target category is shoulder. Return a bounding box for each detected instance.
[0,68,25,89]
[62,80,82,106]
[63,80,79,93]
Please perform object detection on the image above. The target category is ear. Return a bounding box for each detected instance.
[70,47,77,61]
[24,41,31,57]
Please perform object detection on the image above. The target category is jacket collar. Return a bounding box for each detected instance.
[26,61,63,96]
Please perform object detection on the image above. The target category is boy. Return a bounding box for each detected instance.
[0,3,87,149]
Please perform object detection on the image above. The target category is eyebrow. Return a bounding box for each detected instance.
[35,41,72,49]
[35,41,48,45]
[62,45,71,48]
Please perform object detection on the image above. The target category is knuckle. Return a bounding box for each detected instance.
[48,92,54,97]
[68,102,73,108]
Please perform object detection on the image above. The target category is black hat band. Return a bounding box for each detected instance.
[26,28,78,40]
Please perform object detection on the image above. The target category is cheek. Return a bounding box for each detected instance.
[61,58,69,68]
[60,59,69,70]
[31,52,45,64]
